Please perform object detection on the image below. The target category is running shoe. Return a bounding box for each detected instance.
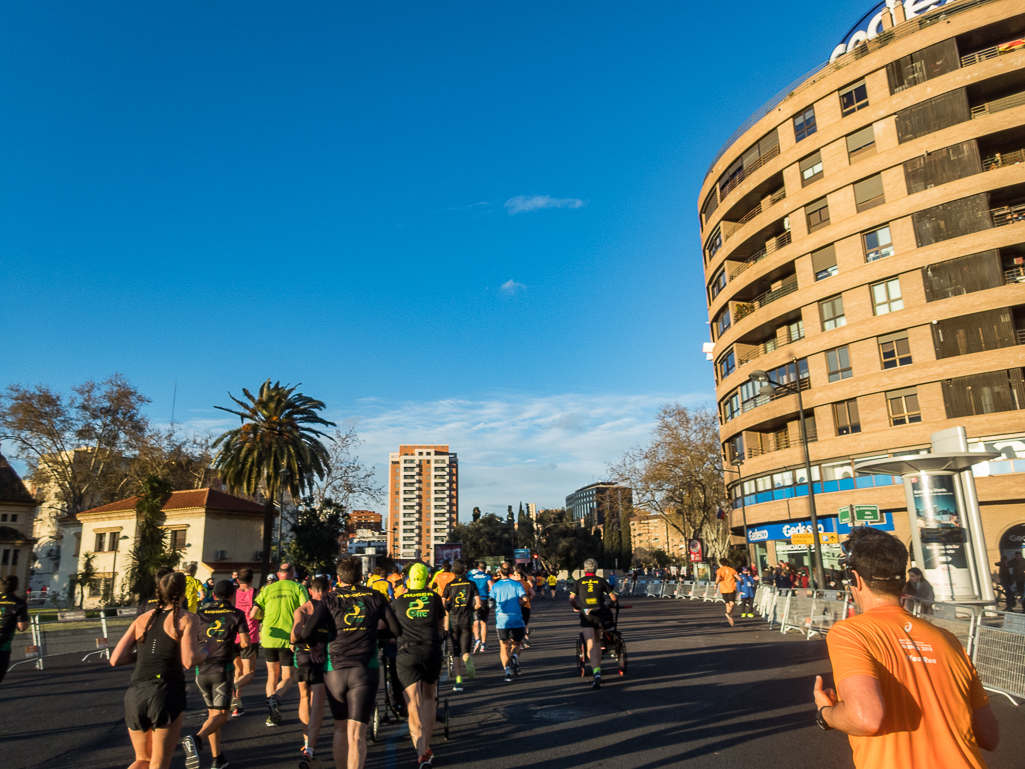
[298,747,313,769]
[423,748,434,764]
[464,655,476,680]
[268,694,282,724]
[472,639,482,654]
[452,681,464,692]
[591,673,602,690]
[211,753,230,769]
[231,703,244,717]
[481,643,488,652]
[521,640,531,649]
[182,735,201,769]
[504,668,513,682]
[511,656,521,676]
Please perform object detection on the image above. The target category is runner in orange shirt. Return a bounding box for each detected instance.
[511,564,536,648]
[715,558,739,627]
[813,527,999,769]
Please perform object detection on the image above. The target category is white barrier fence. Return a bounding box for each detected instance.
[6,607,138,673]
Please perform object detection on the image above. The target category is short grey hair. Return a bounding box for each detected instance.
[583,558,598,572]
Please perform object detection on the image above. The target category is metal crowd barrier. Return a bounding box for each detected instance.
[675,580,694,599]
[974,608,1025,704]
[645,580,663,597]
[6,616,42,672]
[33,608,135,669]
[661,580,677,598]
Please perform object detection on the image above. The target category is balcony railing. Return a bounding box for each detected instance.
[719,145,781,201]
[730,230,793,279]
[1006,266,1025,284]
[983,149,1025,171]
[734,277,799,321]
[737,328,806,367]
[960,39,1025,68]
[740,375,811,414]
[747,427,819,458]
[991,203,1025,227]
[971,90,1025,119]
[1017,328,1025,345]
[733,188,788,231]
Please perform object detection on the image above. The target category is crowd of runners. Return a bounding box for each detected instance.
[94,556,616,769]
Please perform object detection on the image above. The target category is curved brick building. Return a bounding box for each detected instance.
[698,0,1025,574]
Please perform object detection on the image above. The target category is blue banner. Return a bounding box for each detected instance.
[748,513,894,542]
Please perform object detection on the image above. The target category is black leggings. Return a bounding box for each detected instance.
[741,596,754,612]
[324,666,379,724]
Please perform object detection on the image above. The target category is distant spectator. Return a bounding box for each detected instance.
[997,557,1015,610]
[737,567,756,617]
[903,567,934,615]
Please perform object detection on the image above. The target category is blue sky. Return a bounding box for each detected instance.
[2,1,870,518]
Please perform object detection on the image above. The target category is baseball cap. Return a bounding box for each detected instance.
[408,562,430,590]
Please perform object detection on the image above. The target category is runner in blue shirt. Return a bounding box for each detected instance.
[467,563,493,654]
[489,564,527,682]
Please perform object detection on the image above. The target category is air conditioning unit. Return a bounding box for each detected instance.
[215,550,229,560]
[253,550,264,561]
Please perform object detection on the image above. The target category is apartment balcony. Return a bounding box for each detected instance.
[740,375,811,415]
[992,202,1025,227]
[734,276,799,322]
[972,90,1025,119]
[720,144,780,201]
[746,427,818,458]
[730,230,792,279]
[960,38,1025,69]
[1006,266,1025,285]
[737,326,805,368]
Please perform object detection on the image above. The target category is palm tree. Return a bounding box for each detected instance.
[213,380,335,582]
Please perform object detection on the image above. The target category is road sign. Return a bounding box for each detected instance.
[838,504,883,525]
[790,532,839,545]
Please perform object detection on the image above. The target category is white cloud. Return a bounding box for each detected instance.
[504,195,586,215]
[500,279,525,295]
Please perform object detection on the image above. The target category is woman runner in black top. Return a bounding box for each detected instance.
[112,571,208,769]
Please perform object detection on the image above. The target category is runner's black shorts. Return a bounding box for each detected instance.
[124,678,187,731]
[0,650,10,686]
[474,605,490,622]
[196,665,234,710]
[580,608,613,631]
[397,644,443,688]
[496,626,525,643]
[522,607,531,626]
[449,624,473,656]
[263,647,294,666]
[324,665,379,723]
[234,642,258,660]
[296,654,325,685]
[721,591,737,603]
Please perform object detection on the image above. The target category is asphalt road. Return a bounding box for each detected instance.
[3,595,1024,769]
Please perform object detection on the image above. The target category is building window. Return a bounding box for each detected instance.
[871,278,903,315]
[721,390,741,423]
[705,226,723,264]
[840,80,869,116]
[794,107,817,142]
[833,399,862,435]
[826,346,854,382]
[73,533,81,557]
[715,308,731,338]
[879,332,913,369]
[846,125,877,161]
[863,225,894,262]
[708,268,727,302]
[111,534,121,552]
[94,533,106,552]
[800,151,823,186]
[718,349,736,380]
[725,434,744,463]
[854,174,885,212]
[811,244,838,281]
[819,295,846,330]
[806,197,830,233]
[169,529,187,550]
[887,388,922,426]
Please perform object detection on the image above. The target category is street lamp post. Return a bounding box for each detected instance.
[277,468,290,564]
[748,367,825,590]
[723,461,751,567]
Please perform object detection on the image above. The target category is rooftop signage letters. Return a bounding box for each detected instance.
[830,0,959,63]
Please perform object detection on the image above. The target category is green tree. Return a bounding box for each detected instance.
[73,552,99,609]
[124,474,182,603]
[449,514,514,565]
[213,380,336,582]
[284,496,347,577]
[541,527,602,573]
[651,549,671,568]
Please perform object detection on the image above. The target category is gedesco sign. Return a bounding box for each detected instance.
[830,0,960,62]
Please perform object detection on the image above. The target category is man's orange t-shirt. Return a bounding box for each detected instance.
[715,566,737,594]
[430,570,456,596]
[826,604,988,769]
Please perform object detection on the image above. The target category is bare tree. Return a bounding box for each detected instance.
[0,374,150,515]
[304,427,383,513]
[607,405,732,560]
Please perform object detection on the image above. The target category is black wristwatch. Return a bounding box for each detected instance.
[816,705,833,731]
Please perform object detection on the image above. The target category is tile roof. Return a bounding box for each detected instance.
[79,488,266,517]
[0,451,36,504]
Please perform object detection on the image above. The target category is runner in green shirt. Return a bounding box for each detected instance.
[252,563,310,726]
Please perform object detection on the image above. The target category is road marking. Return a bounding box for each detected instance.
[385,723,409,769]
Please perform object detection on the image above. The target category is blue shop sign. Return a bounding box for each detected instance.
[748,513,894,543]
